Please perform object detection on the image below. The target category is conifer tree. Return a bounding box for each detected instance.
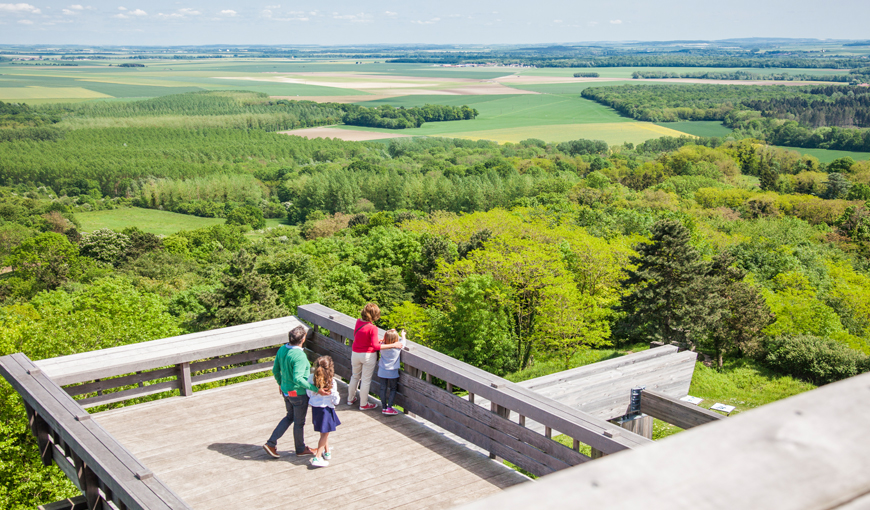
[196,249,288,328]
[619,220,723,349]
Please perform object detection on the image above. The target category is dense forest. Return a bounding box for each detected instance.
[0,92,476,135]
[631,70,870,84]
[582,84,870,151]
[2,89,870,507]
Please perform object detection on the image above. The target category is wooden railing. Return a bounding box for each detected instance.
[0,353,190,510]
[297,303,652,477]
[34,316,303,407]
[2,307,664,508]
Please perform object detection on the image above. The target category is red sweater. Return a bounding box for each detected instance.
[352,319,381,353]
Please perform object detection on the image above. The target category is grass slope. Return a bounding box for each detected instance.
[76,208,226,235]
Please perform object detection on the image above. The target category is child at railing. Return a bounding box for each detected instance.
[379,329,406,416]
[307,356,341,467]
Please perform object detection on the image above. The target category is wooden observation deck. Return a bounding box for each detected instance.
[2,304,736,510]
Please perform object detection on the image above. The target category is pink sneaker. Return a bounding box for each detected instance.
[359,402,377,411]
[382,407,399,416]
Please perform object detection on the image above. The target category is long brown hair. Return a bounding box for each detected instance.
[313,356,335,393]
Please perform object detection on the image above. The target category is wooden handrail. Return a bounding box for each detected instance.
[0,353,191,510]
[640,389,725,429]
[34,317,304,408]
[297,303,652,474]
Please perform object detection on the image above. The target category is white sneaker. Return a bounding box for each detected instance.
[309,457,329,468]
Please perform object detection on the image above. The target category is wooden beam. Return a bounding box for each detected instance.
[0,353,191,510]
[35,316,304,386]
[452,371,870,510]
[640,390,725,429]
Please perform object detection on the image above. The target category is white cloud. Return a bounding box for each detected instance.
[411,17,440,24]
[553,19,562,23]
[68,4,83,9]
[157,8,199,18]
[588,21,598,26]
[17,18,32,23]
[113,13,127,18]
[333,12,371,23]
[62,8,76,14]
[610,19,622,24]
[219,9,236,16]
[0,3,41,14]
[384,10,397,16]
[130,8,146,16]
[117,6,126,10]
[262,8,308,21]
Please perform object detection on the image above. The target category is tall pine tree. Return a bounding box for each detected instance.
[619,220,723,349]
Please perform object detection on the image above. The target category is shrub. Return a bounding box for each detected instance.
[764,334,868,385]
[226,205,266,230]
[79,229,131,266]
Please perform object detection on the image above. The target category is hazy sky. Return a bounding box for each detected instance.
[0,0,868,46]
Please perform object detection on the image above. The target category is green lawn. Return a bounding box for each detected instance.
[76,208,226,235]
[655,121,734,138]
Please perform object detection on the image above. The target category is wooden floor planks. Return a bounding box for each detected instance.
[94,377,528,509]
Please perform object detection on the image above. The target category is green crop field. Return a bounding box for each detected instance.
[340,92,689,144]
[76,208,226,235]
[655,121,734,137]
[773,146,870,163]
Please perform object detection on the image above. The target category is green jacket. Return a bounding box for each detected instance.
[272,345,318,396]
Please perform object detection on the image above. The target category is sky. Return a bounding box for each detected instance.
[0,0,868,46]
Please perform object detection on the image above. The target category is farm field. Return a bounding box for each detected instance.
[654,121,734,137]
[2,57,866,151]
[773,146,870,163]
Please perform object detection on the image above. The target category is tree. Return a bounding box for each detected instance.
[701,254,775,368]
[432,274,517,375]
[5,232,81,292]
[196,249,289,328]
[225,205,266,230]
[823,172,852,200]
[534,284,610,370]
[619,220,724,349]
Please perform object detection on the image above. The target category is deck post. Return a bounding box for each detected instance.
[177,362,192,396]
[614,414,654,439]
[34,412,53,467]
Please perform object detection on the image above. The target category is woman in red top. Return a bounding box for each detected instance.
[347,303,402,410]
